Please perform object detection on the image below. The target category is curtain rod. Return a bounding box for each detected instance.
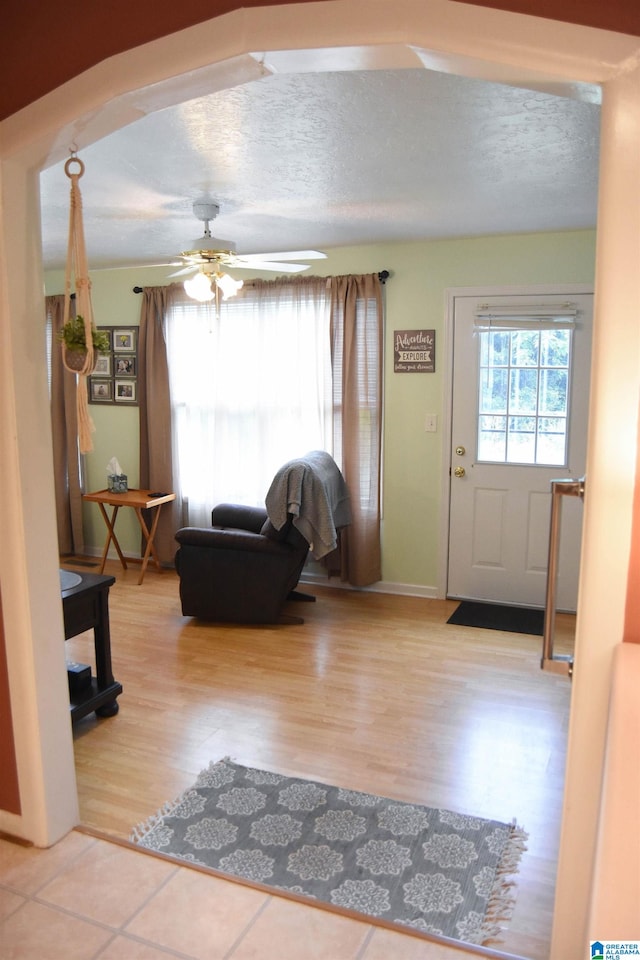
[132,271,390,294]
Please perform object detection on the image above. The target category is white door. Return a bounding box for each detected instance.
[447,291,592,610]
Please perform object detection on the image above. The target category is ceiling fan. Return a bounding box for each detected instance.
[171,201,327,301]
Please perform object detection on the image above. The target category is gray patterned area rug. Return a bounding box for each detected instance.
[130,759,527,948]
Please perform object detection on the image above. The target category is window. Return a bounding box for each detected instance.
[165,279,332,526]
[475,311,575,466]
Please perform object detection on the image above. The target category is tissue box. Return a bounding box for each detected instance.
[108,474,128,493]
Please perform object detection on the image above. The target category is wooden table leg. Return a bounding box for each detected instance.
[97,503,128,573]
[134,504,164,584]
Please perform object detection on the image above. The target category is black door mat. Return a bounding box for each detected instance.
[447,600,544,635]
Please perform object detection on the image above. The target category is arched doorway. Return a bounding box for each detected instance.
[2,6,639,958]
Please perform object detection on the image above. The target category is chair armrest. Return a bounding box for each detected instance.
[175,526,290,555]
[211,503,267,533]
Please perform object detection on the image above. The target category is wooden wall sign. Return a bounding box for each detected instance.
[394,329,436,373]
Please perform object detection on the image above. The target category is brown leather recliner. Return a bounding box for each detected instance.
[174,503,312,624]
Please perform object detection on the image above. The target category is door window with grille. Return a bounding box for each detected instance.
[475,307,576,466]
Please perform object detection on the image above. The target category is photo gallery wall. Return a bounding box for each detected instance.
[88,327,138,405]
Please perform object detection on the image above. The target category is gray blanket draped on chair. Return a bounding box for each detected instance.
[265,451,351,559]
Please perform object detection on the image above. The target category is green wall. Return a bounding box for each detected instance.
[46,229,596,591]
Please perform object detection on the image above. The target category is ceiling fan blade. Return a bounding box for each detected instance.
[91,260,182,272]
[238,250,327,263]
[232,259,311,273]
[168,264,199,278]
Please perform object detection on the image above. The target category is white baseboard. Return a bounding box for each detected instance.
[300,573,439,600]
[80,547,439,600]
[77,546,174,568]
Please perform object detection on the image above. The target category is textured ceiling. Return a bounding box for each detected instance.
[39,68,601,271]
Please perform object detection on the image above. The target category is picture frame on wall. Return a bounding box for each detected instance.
[114,354,136,376]
[113,328,136,352]
[93,353,112,377]
[88,325,139,405]
[115,379,136,403]
[90,379,113,402]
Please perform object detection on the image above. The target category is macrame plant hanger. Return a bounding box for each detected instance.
[62,153,96,454]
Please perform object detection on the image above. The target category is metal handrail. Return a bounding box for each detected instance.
[541,476,585,678]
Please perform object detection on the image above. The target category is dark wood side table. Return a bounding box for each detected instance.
[60,569,122,723]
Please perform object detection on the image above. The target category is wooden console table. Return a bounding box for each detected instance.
[83,488,176,584]
[60,569,122,723]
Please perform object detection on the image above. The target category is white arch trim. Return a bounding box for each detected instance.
[2,3,639,958]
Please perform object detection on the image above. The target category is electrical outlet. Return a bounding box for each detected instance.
[425,414,437,432]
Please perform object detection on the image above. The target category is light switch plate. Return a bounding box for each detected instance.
[425,414,437,432]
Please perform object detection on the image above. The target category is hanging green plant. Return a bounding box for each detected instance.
[57,315,110,353]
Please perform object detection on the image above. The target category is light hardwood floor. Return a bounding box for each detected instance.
[64,558,575,960]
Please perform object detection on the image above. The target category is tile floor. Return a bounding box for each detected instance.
[0,830,501,960]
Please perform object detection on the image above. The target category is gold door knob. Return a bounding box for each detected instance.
[455,446,466,456]
[454,466,466,478]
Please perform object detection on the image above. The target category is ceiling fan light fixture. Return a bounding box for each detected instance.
[184,270,215,302]
[183,268,243,302]
[215,271,244,300]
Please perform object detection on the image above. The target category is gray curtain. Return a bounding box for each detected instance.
[138,285,183,564]
[47,294,84,555]
[330,274,383,586]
